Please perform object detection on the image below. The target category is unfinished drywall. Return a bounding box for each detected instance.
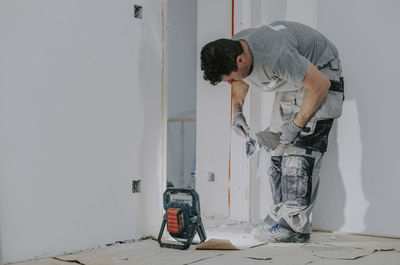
[312,0,400,237]
[138,0,164,240]
[0,0,163,263]
[196,0,232,217]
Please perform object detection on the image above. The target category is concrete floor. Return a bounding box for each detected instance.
[9,221,400,265]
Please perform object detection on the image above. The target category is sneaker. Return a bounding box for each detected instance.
[266,224,293,242]
[285,232,310,243]
[267,224,310,243]
[251,224,273,242]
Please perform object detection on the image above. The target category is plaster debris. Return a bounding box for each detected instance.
[182,254,224,265]
[375,248,396,251]
[111,255,129,262]
[246,256,272,261]
[9,231,400,265]
[105,235,154,247]
[203,220,269,249]
[309,241,398,261]
[52,257,85,265]
[268,242,306,247]
[196,239,239,250]
[105,239,134,246]
[312,248,375,260]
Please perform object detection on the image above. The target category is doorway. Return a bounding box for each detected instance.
[166,0,198,189]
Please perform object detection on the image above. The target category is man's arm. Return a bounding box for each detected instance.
[231,80,251,138]
[293,62,331,127]
[230,80,258,157]
[231,80,249,109]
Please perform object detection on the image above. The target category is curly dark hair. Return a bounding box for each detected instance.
[200,39,243,85]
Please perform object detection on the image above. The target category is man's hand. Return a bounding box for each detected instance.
[233,108,250,138]
[280,119,303,144]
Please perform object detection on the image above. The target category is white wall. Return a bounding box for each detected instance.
[196,0,232,216]
[0,0,164,263]
[166,0,197,188]
[312,0,400,237]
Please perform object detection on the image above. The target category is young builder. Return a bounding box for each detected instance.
[200,21,344,242]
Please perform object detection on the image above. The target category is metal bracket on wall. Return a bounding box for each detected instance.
[134,5,143,19]
[132,180,141,193]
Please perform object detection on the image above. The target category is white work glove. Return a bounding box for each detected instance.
[232,108,259,158]
[280,118,303,144]
[246,137,258,157]
[232,108,250,138]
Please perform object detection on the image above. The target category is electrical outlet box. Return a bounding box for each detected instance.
[134,5,143,19]
[132,180,141,193]
[208,172,215,182]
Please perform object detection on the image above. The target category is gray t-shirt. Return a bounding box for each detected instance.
[232,21,340,92]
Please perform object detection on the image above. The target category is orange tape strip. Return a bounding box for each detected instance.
[228,0,234,214]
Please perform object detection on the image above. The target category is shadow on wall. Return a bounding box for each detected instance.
[313,123,346,231]
[137,1,164,236]
[358,4,400,238]
[317,1,400,237]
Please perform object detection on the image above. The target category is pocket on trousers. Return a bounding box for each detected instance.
[313,90,344,120]
[281,155,315,206]
[279,101,292,121]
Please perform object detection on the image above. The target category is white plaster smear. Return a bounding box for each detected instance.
[162,215,264,249]
[337,100,369,233]
[201,222,264,249]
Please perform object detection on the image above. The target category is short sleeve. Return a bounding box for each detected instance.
[272,45,309,86]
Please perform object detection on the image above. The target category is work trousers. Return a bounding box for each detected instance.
[264,77,343,234]
[264,144,323,234]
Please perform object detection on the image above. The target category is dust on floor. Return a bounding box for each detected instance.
[9,219,400,265]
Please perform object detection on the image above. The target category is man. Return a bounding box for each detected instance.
[200,21,344,243]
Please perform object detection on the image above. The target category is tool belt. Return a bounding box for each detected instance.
[329,77,344,94]
[293,77,344,153]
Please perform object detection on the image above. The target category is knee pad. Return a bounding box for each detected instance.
[281,155,315,206]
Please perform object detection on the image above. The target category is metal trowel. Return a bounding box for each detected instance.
[255,128,280,152]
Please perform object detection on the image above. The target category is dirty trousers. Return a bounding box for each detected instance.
[264,145,324,234]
